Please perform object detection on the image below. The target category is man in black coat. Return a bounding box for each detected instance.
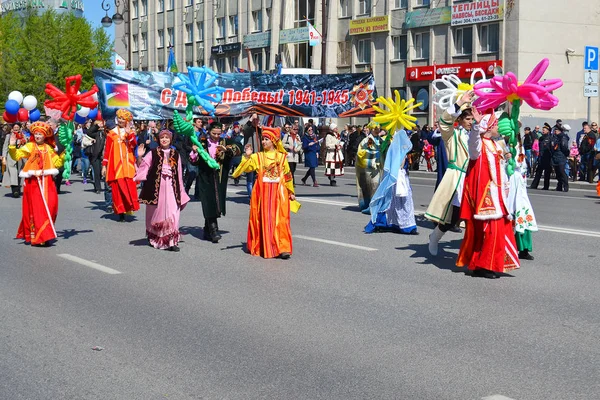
[522,127,534,176]
[550,126,570,192]
[530,123,553,190]
[85,119,106,194]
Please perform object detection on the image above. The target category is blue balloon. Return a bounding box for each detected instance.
[74,113,86,124]
[5,99,20,115]
[88,108,98,120]
[29,108,41,122]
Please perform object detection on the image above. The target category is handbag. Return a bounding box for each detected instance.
[81,134,94,148]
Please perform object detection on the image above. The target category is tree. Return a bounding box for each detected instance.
[0,9,112,109]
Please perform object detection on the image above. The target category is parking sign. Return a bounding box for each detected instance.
[584,46,599,71]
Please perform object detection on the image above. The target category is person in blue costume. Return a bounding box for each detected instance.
[365,129,417,235]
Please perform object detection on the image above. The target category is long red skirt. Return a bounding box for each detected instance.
[456,217,520,273]
[109,178,140,214]
[17,176,58,245]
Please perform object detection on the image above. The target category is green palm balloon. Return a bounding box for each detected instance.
[172,110,220,170]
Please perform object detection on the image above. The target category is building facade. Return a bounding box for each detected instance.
[0,0,84,17]
[120,0,600,126]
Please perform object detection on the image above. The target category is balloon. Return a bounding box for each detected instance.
[28,108,41,122]
[95,109,102,121]
[74,113,86,124]
[5,99,20,115]
[77,106,90,117]
[8,90,23,104]
[17,108,29,122]
[22,95,38,111]
[44,74,99,121]
[87,108,98,120]
[3,111,16,123]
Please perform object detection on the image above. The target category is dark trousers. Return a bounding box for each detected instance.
[54,168,64,194]
[185,163,200,199]
[91,158,103,192]
[530,160,552,189]
[288,162,297,185]
[438,205,461,233]
[554,163,569,191]
[579,153,595,182]
[302,167,316,184]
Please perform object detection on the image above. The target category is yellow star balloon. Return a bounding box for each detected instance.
[372,90,423,133]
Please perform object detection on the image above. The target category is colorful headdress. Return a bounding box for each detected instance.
[29,121,55,147]
[158,129,173,139]
[261,126,286,154]
[116,109,133,122]
[478,110,500,134]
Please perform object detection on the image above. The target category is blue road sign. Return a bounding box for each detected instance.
[584,46,599,70]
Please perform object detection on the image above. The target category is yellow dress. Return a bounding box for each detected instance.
[233,150,295,258]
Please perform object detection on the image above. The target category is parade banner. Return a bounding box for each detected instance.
[451,0,504,26]
[92,69,377,120]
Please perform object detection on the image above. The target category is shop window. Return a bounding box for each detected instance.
[454,26,472,56]
[230,55,239,71]
[414,32,430,60]
[415,87,429,112]
[480,23,499,53]
[216,58,226,72]
[253,52,263,71]
[357,39,371,64]
[392,35,407,61]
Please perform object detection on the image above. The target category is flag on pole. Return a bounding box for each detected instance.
[167,46,178,73]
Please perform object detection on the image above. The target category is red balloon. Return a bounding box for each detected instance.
[96,109,102,121]
[3,111,16,123]
[17,108,29,122]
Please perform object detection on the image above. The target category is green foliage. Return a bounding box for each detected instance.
[0,9,112,108]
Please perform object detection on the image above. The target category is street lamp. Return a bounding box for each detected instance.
[101,0,126,28]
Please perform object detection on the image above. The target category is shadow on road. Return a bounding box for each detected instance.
[57,228,93,239]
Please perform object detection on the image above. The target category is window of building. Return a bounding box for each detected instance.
[167,27,174,46]
[167,0,174,11]
[265,49,271,70]
[133,34,138,51]
[414,32,430,59]
[157,0,163,12]
[295,0,315,27]
[252,10,262,32]
[186,0,193,5]
[339,0,349,17]
[358,0,370,15]
[216,17,225,38]
[216,58,226,72]
[454,26,472,55]
[415,0,430,6]
[253,51,263,71]
[230,55,239,71]
[157,29,164,48]
[132,0,138,18]
[337,41,351,66]
[294,43,311,67]
[265,8,271,31]
[158,64,164,72]
[186,23,194,43]
[197,21,204,41]
[479,23,499,53]
[393,0,408,9]
[140,0,147,16]
[356,39,371,64]
[229,15,238,36]
[392,35,407,60]
[141,32,147,50]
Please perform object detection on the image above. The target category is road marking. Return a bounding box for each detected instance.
[57,254,122,275]
[537,225,600,238]
[294,235,378,251]
[482,395,516,400]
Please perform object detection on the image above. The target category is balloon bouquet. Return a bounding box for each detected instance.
[44,75,99,180]
[171,66,226,170]
[3,91,42,124]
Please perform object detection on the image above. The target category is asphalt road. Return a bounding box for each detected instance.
[0,166,599,400]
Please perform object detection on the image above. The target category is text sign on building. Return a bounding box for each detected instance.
[243,31,271,49]
[584,46,599,71]
[404,7,451,29]
[406,60,502,81]
[451,0,504,26]
[1,0,84,14]
[210,42,241,55]
[279,27,309,45]
[349,15,389,35]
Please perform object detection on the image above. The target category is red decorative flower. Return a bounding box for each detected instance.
[526,214,533,222]
[44,75,99,121]
[517,217,524,225]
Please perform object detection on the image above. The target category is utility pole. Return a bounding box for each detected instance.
[320,0,327,76]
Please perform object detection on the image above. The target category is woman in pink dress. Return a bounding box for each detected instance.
[135,130,190,251]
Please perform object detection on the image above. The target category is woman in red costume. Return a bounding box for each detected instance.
[456,109,520,278]
[101,109,140,222]
[8,121,65,246]
[232,127,296,259]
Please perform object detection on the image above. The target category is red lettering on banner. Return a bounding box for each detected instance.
[160,89,173,104]
[174,91,187,107]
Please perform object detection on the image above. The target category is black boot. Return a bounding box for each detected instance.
[11,185,20,198]
[518,250,534,260]
[209,220,221,243]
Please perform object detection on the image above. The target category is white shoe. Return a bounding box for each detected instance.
[428,226,445,256]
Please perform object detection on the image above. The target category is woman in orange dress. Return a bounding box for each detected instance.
[8,121,65,246]
[101,109,140,221]
[232,127,295,259]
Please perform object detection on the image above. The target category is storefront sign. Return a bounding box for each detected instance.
[406,60,503,81]
[1,0,84,14]
[211,42,241,55]
[349,15,389,35]
[404,6,451,29]
[451,0,504,26]
[279,27,309,45]
[243,31,271,49]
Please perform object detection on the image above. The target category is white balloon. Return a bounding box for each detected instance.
[22,95,38,111]
[8,91,23,104]
[77,107,90,117]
